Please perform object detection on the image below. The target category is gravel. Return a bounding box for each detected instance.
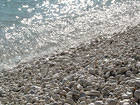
[0,25,140,105]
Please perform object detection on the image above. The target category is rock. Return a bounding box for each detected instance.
[125,71,132,77]
[77,84,83,90]
[136,62,140,68]
[134,89,140,99]
[0,87,5,97]
[94,101,104,105]
[106,98,117,105]
[79,97,86,101]
[122,92,133,99]
[134,80,140,88]
[72,90,80,102]
[52,94,61,100]
[86,90,100,98]
[122,102,130,105]
[65,98,75,105]
[88,103,95,105]
[80,101,86,105]
[89,68,95,75]
[78,79,91,88]
[64,103,71,105]
[120,99,130,105]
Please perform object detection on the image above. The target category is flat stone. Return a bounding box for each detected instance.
[136,62,140,67]
[94,101,104,105]
[122,92,133,99]
[88,103,95,105]
[80,101,86,105]
[122,102,130,105]
[64,103,71,105]
[89,68,95,75]
[106,98,117,105]
[86,90,100,98]
[134,80,140,88]
[77,84,83,90]
[134,89,140,99]
[0,87,5,97]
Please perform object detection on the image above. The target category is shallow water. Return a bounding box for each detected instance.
[0,0,140,70]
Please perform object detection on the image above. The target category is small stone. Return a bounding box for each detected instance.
[86,90,100,98]
[134,89,140,99]
[0,87,5,97]
[77,84,83,90]
[94,101,104,105]
[88,103,95,105]
[125,71,132,77]
[79,97,86,101]
[89,68,95,75]
[79,92,86,100]
[65,98,75,105]
[136,62,140,68]
[122,102,130,105]
[80,101,86,105]
[64,103,71,105]
[122,92,133,99]
[52,94,60,100]
[134,80,140,88]
[106,98,117,105]
[120,99,130,105]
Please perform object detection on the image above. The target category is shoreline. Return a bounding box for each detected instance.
[0,24,140,105]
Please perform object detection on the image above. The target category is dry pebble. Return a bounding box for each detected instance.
[0,25,140,105]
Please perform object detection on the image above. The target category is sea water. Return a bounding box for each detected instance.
[0,0,140,70]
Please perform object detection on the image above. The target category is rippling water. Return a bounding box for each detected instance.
[0,0,140,70]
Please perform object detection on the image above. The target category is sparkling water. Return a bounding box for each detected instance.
[0,0,140,70]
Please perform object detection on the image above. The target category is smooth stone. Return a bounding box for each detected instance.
[122,92,133,99]
[64,103,71,105]
[77,84,83,90]
[0,87,5,97]
[134,89,140,99]
[80,92,86,98]
[79,97,86,102]
[125,71,132,77]
[94,101,104,105]
[106,98,117,105]
[86,90,100,98]
[136,62,140,67]
[120,99,130,105]
[134,80,140,88]
[80,101,87,105]
[88,103,95,105]
[89,68,95,75]
[122,102,130,105]
[65,98,75,105]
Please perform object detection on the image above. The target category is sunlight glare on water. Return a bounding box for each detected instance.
[0,0,140,70]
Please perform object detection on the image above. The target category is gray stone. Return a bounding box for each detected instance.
[122,102,130,105]
[80,101,86,105]
[134,80,140,88]
[136,62,140,68]
[106,98,117,105]
[88,103,95,105]
[64,103,71,105]
[134,89,140,99]
[86,90,100,98]
[0,87,5,97]
[94,101,104,105]
[122,92,133,99]
[125,71,132,77]
[89,68,95,75]
[77,84,83,90]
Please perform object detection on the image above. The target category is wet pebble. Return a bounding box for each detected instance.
[134,89,140,99]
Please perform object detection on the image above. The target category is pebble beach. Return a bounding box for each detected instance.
[0,25,140,105]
